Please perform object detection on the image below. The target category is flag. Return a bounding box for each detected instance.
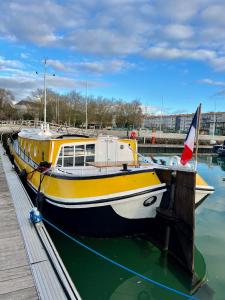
[181,106,200,165]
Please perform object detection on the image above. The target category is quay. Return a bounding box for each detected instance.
[138,143,213,154]
[0,144,81,300]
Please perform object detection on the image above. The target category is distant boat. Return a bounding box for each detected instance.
[217,146,225,157]
[8,124,214,237]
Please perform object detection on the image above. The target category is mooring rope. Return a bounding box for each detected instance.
[42,217,198,300]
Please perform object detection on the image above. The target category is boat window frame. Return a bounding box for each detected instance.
[55,142,96,168]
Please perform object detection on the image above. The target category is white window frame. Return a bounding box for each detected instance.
[55,142,96,168]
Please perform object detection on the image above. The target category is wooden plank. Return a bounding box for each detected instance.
[0,287,38,300]
[0,236,28,271]
[0,265,31,282]
[0,155,38,299]
[0,266,34,294]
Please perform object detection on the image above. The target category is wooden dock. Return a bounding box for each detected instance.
[0,155,38,299]
[0,144,81,300]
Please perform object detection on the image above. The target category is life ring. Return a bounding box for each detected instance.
[130,131,136,139]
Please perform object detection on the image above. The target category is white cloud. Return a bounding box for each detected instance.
[20,52,29,59]
[74,59,134,74]
[0,72,108,100]
[66,29,145,55]
[201,4,225,25]
[155,0,205,22]
[198,78,225,87]
[1,0,225,84]
[163,24,194,40]
[0,56,23,69]
[47,60,71,72]
[143,47,216,61]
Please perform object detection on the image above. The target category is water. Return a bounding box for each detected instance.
[195,156,225,300]
[46,155,225,300]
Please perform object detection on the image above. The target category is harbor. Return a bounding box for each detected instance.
[0,123,224,299]
[1,2,225,299]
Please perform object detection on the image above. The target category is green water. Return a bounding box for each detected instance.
[195,156,225,300]
[46,156,225,300]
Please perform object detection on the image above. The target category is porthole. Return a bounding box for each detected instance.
[143,196,157,207]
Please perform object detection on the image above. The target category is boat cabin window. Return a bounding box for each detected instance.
[56,144,95,167]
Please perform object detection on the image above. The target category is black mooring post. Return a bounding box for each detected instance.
[162,171,176,251]
[145,168,196,275]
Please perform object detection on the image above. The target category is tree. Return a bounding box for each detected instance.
[0,88,16,119]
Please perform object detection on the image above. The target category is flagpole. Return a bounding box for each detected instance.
[194,103,201,171]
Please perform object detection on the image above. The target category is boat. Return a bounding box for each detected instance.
[8,124,214,237]
[217,147,225,157]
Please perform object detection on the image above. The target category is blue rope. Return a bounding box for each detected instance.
[42,217,198,300]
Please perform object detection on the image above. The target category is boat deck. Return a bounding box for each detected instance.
[0,144,81,300]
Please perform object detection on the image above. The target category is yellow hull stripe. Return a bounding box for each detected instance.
[11,148,161,199]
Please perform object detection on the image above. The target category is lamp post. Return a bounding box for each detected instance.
[85,81,88,130]
[36,59,55,131]
[212,98,217,138]
[159,96,164,136]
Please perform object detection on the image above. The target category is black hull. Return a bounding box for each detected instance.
[25,182,157,237]
[43,200,156,237]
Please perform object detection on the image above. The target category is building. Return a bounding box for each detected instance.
[144,112,225,135]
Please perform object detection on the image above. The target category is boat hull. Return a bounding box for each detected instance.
[42,198,163,237]
[9,140,213,236]
[25,179,166,236]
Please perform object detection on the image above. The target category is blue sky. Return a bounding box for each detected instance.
[1,0,225,114]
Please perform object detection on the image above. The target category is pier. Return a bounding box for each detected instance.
[0,144,81,300]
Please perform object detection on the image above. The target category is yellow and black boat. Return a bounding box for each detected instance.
[9,125,214,236]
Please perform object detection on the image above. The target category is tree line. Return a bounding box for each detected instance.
[0,88,143,128]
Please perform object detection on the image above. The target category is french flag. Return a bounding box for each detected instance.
[181,106,200,165]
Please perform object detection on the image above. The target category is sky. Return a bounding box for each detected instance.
[1,0,225,114]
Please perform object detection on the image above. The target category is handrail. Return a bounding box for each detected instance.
[0,119,98,137]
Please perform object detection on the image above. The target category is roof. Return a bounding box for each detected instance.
[18,128,89,141]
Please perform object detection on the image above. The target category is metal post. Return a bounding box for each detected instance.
[195,104,201,171]
[43,59,47,130]
[212,99,216,138]
[85,81,88,130]
[159,96,163,137]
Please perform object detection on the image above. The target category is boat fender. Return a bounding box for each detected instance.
[19,169,27,181]
[36,192,45,212]
[9,153,14,164]
[168,156,182,167]
[29,207,42,224]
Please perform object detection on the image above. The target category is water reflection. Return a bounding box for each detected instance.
[195,155,225,300]
[198,155,225,172]
[46,223,207,300]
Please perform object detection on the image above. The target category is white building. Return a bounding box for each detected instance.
[144,112,225,135]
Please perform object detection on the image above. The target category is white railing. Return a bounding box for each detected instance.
[0,120,98,137]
